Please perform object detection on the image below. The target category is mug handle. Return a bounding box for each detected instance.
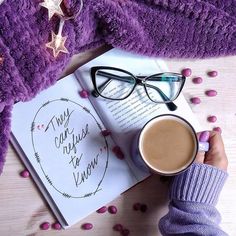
[198,141,209,152]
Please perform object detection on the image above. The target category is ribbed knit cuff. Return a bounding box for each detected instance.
[170,163,228,206]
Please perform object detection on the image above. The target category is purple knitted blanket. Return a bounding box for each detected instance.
[0,0,236,173]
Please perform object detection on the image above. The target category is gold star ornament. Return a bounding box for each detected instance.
[46,31,69,58]
[46,18,69,58]
[40,0,64,20]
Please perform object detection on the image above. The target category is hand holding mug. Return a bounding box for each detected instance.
[196,131,228,171]
[131,114,209,175]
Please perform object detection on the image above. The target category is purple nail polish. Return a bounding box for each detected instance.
[199,131,210,142]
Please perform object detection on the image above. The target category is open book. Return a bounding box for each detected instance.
[11,49,201,228]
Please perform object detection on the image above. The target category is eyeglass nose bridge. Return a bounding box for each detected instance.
[134,78,152,101]
[136,77,146,86]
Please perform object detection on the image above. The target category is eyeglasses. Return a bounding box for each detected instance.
[90,66,186,111]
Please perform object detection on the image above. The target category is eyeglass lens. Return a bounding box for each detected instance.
[95,69,136,99]
[145,74,182,103]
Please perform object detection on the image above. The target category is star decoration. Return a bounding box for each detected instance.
[40,0,64,20]
[46,31,69,57]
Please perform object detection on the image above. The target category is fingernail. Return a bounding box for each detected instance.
[199,131,210,142]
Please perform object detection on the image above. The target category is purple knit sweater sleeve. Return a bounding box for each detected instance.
[159,163,228,236]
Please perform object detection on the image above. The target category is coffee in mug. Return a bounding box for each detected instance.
[131,114,209,175]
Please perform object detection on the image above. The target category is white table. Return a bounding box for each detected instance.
[0,47,235,236]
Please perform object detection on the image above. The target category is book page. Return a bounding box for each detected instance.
[76,49,201,180]
[11,74,138,227]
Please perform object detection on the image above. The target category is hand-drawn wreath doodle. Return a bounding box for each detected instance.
[31,98,109,199]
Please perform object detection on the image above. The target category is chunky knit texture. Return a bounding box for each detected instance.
[159,163,228,235]
[0,0,236,173]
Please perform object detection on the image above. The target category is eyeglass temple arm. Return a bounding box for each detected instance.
[92,78,112,97]
[141,74,179,110]
[92,71,177,111]
[145,84,177,111]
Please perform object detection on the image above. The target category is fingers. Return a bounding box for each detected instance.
[205,131,228,171]
[207,131,225,152]
[195,132,206,164]
[195,151,205,164]
[194,131,228,171]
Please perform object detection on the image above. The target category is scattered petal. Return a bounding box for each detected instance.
[192,77,203,84]
[101,130,111,137]
[113,224,123,232]
[96,206,107,213]
[108,205,117,214]
[133,203,141,211]
[181,68,192,77]
[81,223,93,230]
[79,90,89,98]
[52,222,62,230]
[122,228,130,236]
[190,97,201,104]
[112,146,125,160]
[207,71,218,77]
[140,204,148,213]
[205,90,217,97]
[40,222,50,230]
[20,170,30,178]
[207,115,217,123]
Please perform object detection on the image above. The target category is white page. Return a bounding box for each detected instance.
[11,74,138,227]
[76,49,201,179]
